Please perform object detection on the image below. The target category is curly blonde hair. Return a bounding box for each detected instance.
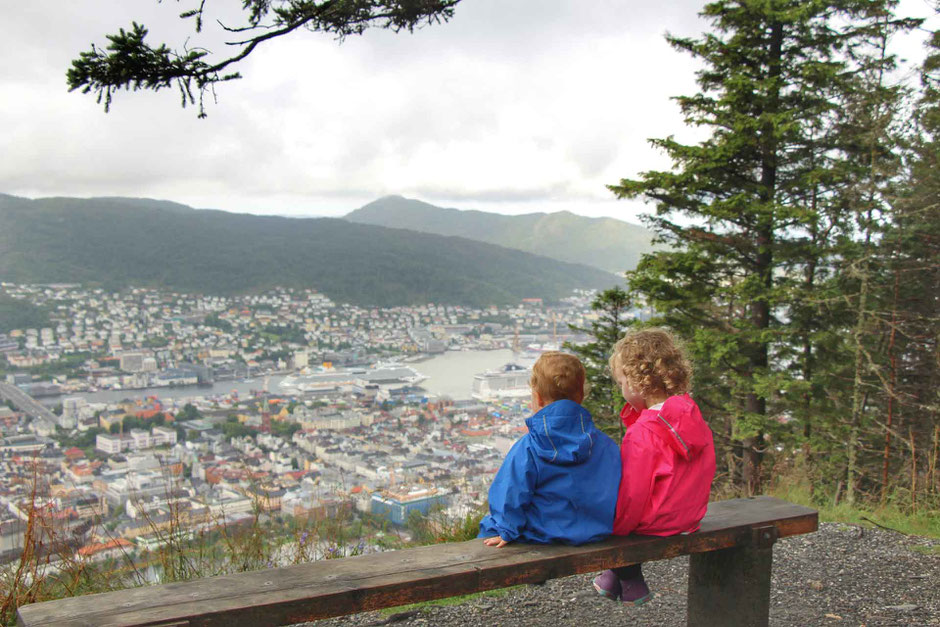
[530,351,586,404]
[609,328,692,399]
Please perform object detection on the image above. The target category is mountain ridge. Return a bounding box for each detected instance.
[345,195,655,274]
[0,194,616,307]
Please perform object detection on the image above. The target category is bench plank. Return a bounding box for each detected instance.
[17,496,816,627]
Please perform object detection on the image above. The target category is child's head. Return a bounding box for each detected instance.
[529,351,586,408]
[609,327,692,409]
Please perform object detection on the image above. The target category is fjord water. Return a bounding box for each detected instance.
[42,349,517,405]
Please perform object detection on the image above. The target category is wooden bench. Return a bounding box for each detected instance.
[18,496,817,627]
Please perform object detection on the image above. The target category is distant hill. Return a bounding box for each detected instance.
[0,194,617,306]
[345,196,656,275]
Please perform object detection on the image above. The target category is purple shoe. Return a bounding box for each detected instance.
[620,575,653,606]
[592,570,654,606]
[592,569,621,601]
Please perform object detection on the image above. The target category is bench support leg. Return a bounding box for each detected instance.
[687,541,773,627]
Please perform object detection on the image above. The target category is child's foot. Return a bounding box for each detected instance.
[620,575,654,606]
[592,570,654,606]
[592,570,621,601]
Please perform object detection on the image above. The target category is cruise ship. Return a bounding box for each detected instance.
[471,363,531,401]
[279,363,426,395]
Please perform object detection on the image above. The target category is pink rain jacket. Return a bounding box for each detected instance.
[612,394,716,537]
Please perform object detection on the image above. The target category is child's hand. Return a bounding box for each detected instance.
[483,536,510,548]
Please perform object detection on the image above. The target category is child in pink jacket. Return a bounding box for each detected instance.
[593,328,716,605]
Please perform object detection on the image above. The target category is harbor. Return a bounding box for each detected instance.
[34,349,528,408]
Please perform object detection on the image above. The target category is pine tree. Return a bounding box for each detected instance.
[609,0,912,494]
[832,6,914,505]
[874,14,940,506]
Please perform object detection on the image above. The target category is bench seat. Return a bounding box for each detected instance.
[18,496,817,627]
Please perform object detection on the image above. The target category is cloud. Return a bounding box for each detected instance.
[0,1,707,217]
[2,0,936,221]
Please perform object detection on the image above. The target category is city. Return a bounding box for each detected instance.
[0,282,628,570]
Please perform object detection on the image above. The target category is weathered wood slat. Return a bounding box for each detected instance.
[688,541,774,627]
[17,496,817,627]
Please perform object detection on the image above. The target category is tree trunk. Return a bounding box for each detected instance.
[743,19,783,497]
[881,265,900,503]
[847,251,870,506]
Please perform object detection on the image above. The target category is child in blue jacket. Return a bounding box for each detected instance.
[479,352,621,547]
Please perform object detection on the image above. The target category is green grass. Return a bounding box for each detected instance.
[378,586,521,616]
[768,481,940,539]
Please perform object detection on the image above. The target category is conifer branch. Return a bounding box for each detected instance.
[67,0,462,117]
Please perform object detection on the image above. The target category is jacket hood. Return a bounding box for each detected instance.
[525,399,597,465]
[620,394,711,460]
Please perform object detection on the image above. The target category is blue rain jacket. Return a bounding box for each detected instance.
[478,399,621,545]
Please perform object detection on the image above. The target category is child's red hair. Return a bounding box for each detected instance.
[530,352,586,404]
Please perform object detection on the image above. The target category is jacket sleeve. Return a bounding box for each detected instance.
[613,430,665,536]
[481,439,538,542]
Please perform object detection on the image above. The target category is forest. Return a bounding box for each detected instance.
[569,0,939,519]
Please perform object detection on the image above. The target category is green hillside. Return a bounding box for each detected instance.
[0,194,616,306]
[0,294,49,333]
[345,196,656,274]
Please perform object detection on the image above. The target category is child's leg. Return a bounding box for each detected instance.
[611,563,642,580]
[612,562,652,605]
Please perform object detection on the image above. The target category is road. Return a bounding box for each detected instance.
[0,382,59,423]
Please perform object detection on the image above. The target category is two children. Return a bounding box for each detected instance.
[479,330,716,606]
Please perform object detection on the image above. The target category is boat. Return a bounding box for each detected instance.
[471,363,531,401]
[278,363,427,394]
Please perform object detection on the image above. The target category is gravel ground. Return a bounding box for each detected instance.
[304,523,940,627]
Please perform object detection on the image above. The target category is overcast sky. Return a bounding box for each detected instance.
[2,1,936,223]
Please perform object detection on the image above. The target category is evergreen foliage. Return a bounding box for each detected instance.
[67,1,462,117]
[603,0,932,502]
[861,13,940,506]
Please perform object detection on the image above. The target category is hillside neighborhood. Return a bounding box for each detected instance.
[0,283,631,568]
